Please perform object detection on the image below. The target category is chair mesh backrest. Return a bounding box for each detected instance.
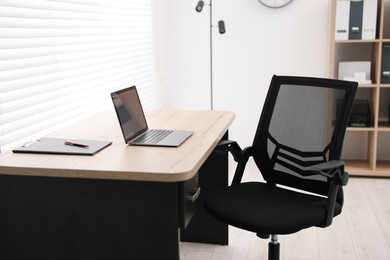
[252,75,357,196]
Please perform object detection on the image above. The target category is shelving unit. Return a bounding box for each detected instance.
[328,0,390,176]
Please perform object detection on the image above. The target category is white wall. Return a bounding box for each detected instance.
[154,0,330,146]
[153,0,210,110]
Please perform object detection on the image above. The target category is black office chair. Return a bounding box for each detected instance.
[204,75,357,260]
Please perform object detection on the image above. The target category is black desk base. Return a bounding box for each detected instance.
[0,147,228,260]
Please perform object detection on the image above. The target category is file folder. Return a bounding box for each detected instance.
[335,0,350,40]
[349,0,364,40]
[13,138,112,155]
[362,0,378,40]
[381,44,390,84]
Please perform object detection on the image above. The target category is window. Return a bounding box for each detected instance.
[0,0,157,152]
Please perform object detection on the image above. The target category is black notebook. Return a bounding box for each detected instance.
[13,138,112,156]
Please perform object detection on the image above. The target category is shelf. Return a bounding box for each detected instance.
[330,0,390,177]
[347,127,375,132]
[376,161,390,174]
[345,160,390,177]
[345,160,374,176]
[335,39,380,44]
[335,39,390,43]
[358,84,378,88]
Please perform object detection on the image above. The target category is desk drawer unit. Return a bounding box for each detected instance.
[180,173,200,229]
[180,131,229,245]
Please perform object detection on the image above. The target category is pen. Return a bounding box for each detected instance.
[64,141,89,148]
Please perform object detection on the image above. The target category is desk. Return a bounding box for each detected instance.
[0,109,234,260]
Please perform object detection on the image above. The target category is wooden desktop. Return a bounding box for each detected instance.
[0,109,235,260]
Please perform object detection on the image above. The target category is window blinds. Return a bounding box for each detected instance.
[0,0,157,152]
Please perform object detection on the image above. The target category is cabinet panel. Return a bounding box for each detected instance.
[377,132,390,161]
[379,88,390,125]
[342,131,370,160]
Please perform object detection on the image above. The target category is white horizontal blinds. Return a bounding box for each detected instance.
[0,0,156,152]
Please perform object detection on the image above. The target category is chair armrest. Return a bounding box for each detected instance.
[214,140,254,185]
[214,140,243,162]
[309,160,349,186]
[311,160,349,227]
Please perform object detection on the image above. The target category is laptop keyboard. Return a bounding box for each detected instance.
[133,129,173,144]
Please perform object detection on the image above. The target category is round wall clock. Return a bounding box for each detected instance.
[258,0,294,8]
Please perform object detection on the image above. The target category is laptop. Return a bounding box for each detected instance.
[111,86,193,147]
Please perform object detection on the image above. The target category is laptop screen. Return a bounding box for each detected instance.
[111,86,148,142]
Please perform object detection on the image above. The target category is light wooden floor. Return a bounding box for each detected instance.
[180,160,390,260]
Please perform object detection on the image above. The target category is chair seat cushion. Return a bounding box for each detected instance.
[204,182,341,235]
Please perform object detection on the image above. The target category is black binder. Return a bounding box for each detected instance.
[349,0,363,40]
[381,44,390,84]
